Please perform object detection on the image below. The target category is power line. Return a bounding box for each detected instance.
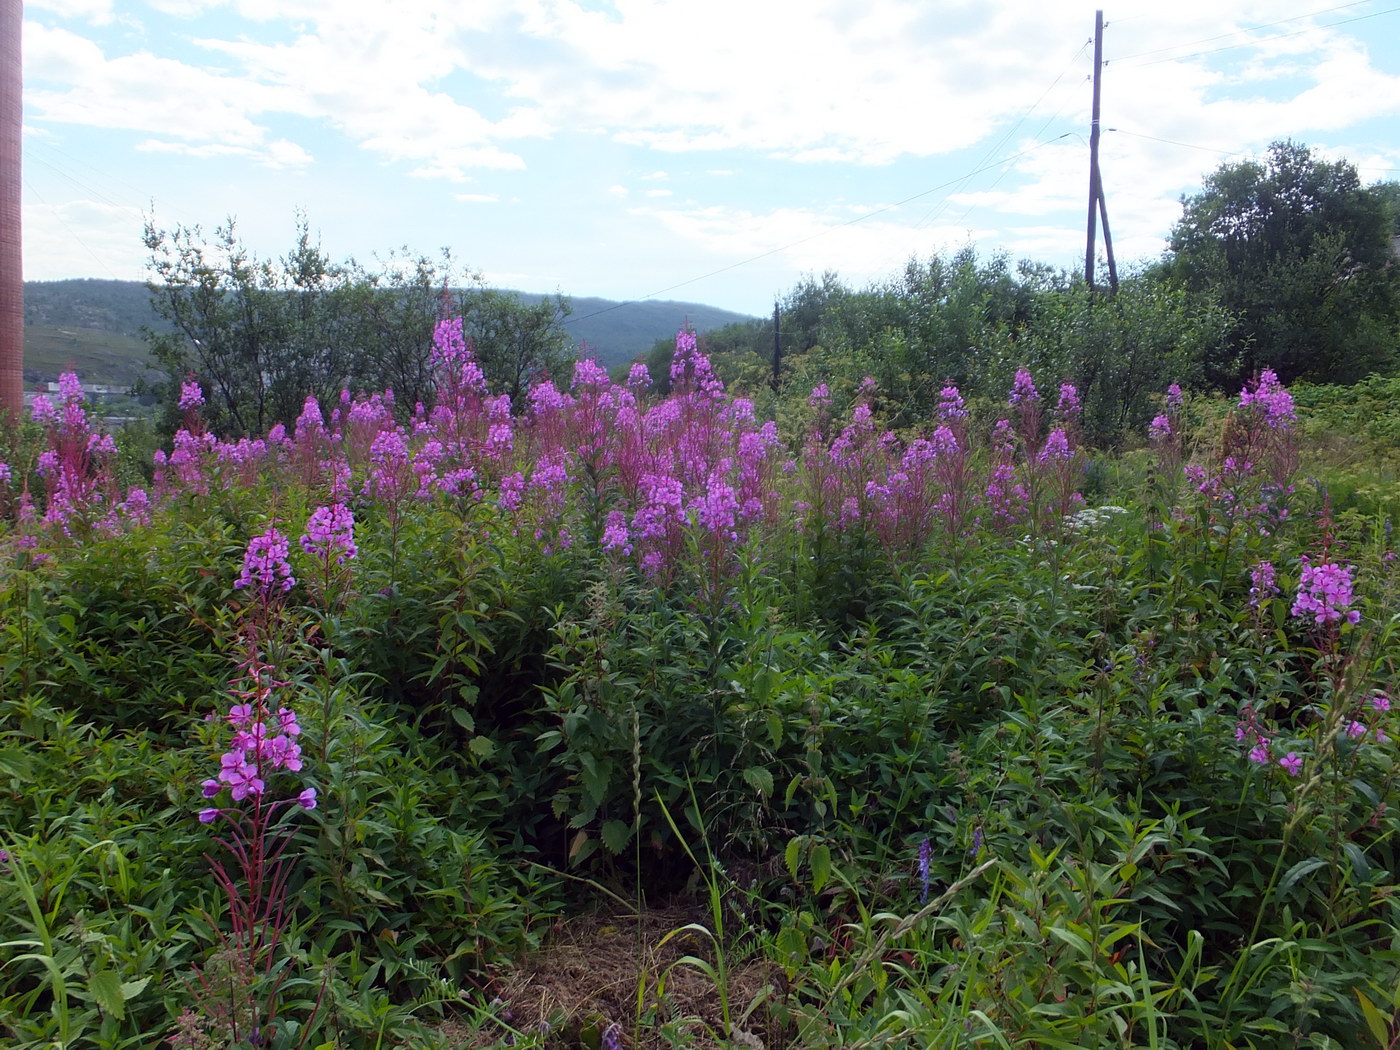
[914,39,1090,231]
[1111,0,1374,63]
[1106,128,1242,157]
[562,134,1074,327]
[1108,128,1400,174]
[1113,4,1400,69]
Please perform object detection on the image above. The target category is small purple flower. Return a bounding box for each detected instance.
[1279,752,1303,777]
[198,808,219,824]
[918,838,931,903]
[201,778,221,799]
[235,528,296,598]
[1248,740,1271,765]
[1008,368,1039,407]
[601,1021,622,1050]
[300,503,357,566]
[1249,561,1278,608]
[1037,428,1073,463]
[937,386,967,421]
[969,827,983,859]
[1373,693,1392,713]
[178,379,205,412]
[1291,558,1360,626]
[1346,720,1367,740]
[1056,382,1081,419]
[297,787,317,810]
[1148,414,1173,441]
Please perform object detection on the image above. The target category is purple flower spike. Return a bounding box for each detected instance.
[918,838,931,903]
[235,527,296,598]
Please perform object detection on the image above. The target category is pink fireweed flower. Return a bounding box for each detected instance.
[300,503,357,565]
[1008,368,1039,406]
[227,703,255,728]
[1238,368,1296,428]
[809,383,831,410]
[199,808,219,824]
[1347,720,1367,740]
[1166,383,1183,411]
[1279,752,1303,777]
[1248,561,1278,607]
[1291,557,1360,625]
[1374,693,1392,713]
[1037,428,1073,463]
[235,528,296,598]
[297,788,317,810]
[1056,383,1081,419]
[937,386,967,421]
[218,751,264,801]
[1148,415,1173,440]
[1248,740,1271,765]
[178,379,205,411]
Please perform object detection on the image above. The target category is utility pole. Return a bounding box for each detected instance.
[1084,10,1118,295]
[771,300,781,391]
[1,0,22,421]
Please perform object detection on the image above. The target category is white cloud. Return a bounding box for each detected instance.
[454,193,500,203]
[136,136,313,170]
[644,188,672,198]
[26,0,116,26]
[637,201,993,286]
[23,198,148,281]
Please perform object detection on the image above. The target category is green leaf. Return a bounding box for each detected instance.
[810,843,832,895]
[1343,841,1371,882]
[1278,857,1327,896]
[451,709,475,732]
[89,970,125,1020]
[468,735,495,759]
[785,837,802,883]
[601,819,632,855]
[1356,990,1389,1048]
[741,765,774,798]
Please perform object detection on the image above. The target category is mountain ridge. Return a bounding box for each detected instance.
[22,278,757,387]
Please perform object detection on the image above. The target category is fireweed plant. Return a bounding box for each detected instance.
[188,527,321,1048]
[5,331,1400,1047]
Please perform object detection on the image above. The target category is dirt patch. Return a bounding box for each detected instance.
[452,906,788,1049]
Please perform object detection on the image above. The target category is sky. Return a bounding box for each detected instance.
[19,0,1400,319]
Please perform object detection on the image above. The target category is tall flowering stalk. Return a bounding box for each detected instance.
[188,529,320,1047]
[299,503,357,608]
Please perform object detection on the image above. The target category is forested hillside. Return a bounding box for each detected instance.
[21,277,753,387]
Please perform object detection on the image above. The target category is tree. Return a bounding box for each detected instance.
[1166,141,1400,385]
[458,288,574,404]
[144,217,576,435]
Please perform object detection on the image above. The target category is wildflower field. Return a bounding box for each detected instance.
[2,324,1399,1049]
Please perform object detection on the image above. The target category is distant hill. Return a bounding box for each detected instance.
[22,279,756,387]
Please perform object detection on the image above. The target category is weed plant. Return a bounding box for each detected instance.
[1,331,1398,1048]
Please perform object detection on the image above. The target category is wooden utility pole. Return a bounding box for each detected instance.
[1084,10,1118,295]
[771,300,781,390]
[1,0,22,420]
